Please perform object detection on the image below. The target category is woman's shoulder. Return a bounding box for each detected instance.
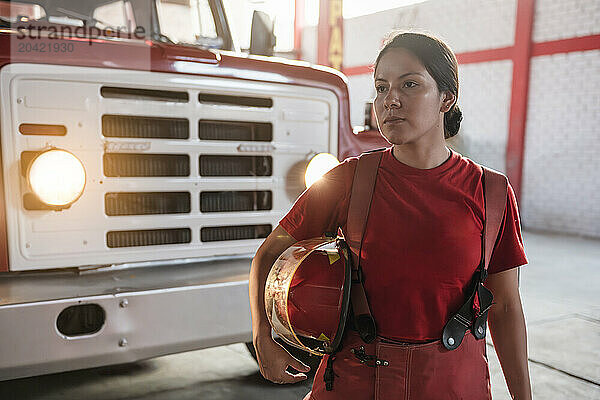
[451,150,494,178]
[313,154,359,191]
[327,152,361,177]
[330,147,387,182]
[456,152,509,182]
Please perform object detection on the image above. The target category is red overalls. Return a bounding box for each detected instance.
[303,329,491,399]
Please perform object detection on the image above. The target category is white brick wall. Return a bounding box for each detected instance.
[533,0,600,42]
[447,60,514,174]
[521,50,600,237]
[301,25,318,64]
[343,0,517,68]
[300,0,600,237]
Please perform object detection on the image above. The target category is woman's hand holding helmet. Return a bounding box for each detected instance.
[250,225,309,383]
[253,334,311,384]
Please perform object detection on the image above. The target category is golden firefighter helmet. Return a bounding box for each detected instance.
[265,237,352,356]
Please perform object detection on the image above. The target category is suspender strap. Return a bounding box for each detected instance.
[442,166,508,350]
[482,167,508,276]
[345,149,384,344]
[324,149,382,391]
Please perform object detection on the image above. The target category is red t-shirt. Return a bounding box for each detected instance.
[279,147,528,342]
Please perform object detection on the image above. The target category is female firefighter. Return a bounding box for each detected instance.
[249,32,532,399]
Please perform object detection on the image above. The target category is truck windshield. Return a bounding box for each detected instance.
[155,0,222,48]
[0,0,224,49]
[0,1,138,32]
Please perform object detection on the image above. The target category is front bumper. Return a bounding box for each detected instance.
[0,257,253,381]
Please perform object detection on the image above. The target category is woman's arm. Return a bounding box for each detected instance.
[486,267,532,400]
[249,225,311,383]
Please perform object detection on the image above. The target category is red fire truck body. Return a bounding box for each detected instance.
[0,0,386,380]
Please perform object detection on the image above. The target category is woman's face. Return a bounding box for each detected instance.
[373,47,453,146]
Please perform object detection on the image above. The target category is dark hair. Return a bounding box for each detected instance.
[374,32,463,139]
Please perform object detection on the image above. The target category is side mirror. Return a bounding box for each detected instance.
[353,102,377,134]
[249,10,276,56]
[364,102,375,130]
[195,35,224,49]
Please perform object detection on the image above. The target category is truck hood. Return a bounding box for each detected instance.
[0,29,387,158]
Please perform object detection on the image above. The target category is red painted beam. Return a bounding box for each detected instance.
[506,0,535,202]
[343,64,373,76]
[294,0,304,59]
[532,34,600,56]
[317,0,343,70]
[343,47,515,76]
[317,0,329,65]
[456,46,514,64]
[342,34,600,77]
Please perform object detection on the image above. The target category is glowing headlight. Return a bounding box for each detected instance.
[27,149,86,207]
[304,153,339,189]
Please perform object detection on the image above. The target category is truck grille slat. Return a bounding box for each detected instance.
[19,123,67,136]
[200,224,272,242]
[198,93,272,108]
[199,155,272,176]
[105,192,191,216]
[107,228,192,248]
[200,191,272,212]
[103,153,190,177]
[199,120,272,142]
[101,86,189,102]
[102,115,189,139]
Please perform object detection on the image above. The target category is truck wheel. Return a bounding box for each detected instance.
[245,338,322,378]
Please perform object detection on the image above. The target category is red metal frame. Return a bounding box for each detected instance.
[455,46,514,65]
[343,64,373,76]
[294,0,304,59]
[317,0,329,65]
[506,0,535,202]
[316,0,344,71]
[343,34,600,77]
[532,34,600,57]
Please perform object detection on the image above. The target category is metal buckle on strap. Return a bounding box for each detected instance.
[350,346,389,367]
[351,267,364,284]
[480,268,488,283]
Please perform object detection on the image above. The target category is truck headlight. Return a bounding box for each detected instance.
[304,153,339,189]
[27,149,86,207]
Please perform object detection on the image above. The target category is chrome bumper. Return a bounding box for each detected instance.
[0,257,253,380]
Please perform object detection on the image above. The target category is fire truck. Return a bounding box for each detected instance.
[0,0,386,380]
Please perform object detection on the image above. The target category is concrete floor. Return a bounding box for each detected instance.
[0,230,599,399]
